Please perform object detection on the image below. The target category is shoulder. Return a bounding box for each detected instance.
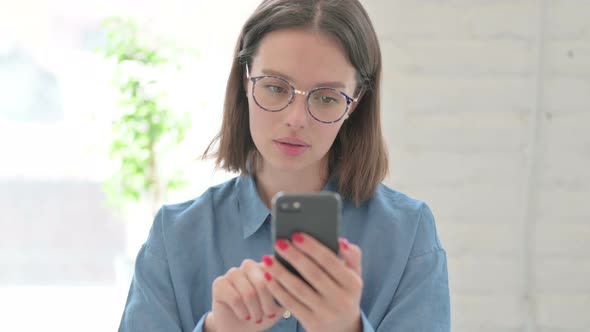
[364,183,425,228]
[365,183,444,256]
[370,183,425,215]
[143,176,242,258]
[155,176,241,230]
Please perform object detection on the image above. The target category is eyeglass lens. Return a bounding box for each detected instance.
[253,76,347,122]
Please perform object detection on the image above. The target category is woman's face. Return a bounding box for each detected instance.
[246,28,358,174]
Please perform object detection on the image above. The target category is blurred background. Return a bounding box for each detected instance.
[0,0,588,331]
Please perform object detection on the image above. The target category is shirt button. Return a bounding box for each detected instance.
[283,310,291,319]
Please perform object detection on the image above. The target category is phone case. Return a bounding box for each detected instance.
[271,192,342,281]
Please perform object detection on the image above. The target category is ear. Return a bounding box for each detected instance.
[242,63,251,97]
[243,73,249,97]
[346,87,366,117]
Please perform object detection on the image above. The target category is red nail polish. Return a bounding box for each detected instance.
[268,314,276,319]
[256,319,263,324]
[262,255,273,267]
[340,237,349,250]
[292,232,304,244]
[276,239,288,251]
[264,271,272,281]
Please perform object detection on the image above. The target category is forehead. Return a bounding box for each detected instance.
[251,29,357,88]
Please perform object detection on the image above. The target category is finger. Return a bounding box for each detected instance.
[290,233,355,288]
[212,273,250,321]
[270,241,323,310]
[338,237,362,277]
[274,237,341,298]
[262,266,317,326]
[232,263,265,324]
[246,259,284,318]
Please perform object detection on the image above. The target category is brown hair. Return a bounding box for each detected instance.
[204,0,388,205]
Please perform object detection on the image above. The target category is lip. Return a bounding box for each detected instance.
[273,137,310,157]
[274,137,310,147]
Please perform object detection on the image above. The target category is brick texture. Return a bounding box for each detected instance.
[362,0,590,330]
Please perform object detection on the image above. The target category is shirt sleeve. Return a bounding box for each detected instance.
[360,310,375,332]
[377,250,450,331]
[193,312,208,332]
[118,208,204,332]
[372,203,451,331]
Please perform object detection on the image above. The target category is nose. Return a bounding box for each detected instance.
[284,93,309,129]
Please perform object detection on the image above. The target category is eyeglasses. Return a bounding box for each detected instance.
[246,64,359,124]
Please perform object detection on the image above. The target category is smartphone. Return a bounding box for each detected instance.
[271,192,342,282]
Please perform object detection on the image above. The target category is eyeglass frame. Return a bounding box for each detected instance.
[245,64,360,124]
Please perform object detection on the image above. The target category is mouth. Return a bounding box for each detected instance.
[275,141,307,147]
[273,138,310,147]
[273,139,310,157]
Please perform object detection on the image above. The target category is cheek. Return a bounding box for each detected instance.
[248,103,274,141]
[248,106,260,138]
[313,123,342,152]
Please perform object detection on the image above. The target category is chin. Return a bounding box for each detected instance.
[263,154,317,173]
[270,159,309,172]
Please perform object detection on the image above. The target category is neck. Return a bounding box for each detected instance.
[255,158,329,209]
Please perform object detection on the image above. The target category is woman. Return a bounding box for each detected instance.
[119,0,450,331]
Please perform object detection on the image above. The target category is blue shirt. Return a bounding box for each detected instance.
[119,175,450,331]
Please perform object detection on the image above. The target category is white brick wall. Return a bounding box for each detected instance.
[362,0,590,331]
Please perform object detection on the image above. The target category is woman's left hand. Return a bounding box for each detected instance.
[261,234,363,332]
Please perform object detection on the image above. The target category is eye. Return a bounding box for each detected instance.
[264,84,286,94]
[319,95,338,104]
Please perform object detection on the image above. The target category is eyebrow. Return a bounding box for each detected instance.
[261,69,347,89]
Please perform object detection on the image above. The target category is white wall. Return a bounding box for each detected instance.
[362,0,590,331]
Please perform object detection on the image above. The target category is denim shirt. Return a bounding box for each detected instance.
[119,175,450,331]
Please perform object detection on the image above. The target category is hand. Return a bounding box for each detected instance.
[261,234,363,332]
[205,259,285,332]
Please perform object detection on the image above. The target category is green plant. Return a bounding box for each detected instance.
[97,17,191,215]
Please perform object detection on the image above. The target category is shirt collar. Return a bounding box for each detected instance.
[237,174,340,239]
[238,175,271,239]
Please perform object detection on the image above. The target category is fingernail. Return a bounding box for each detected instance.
[339,237,349,250]
[264,271,272,281]
[268,313,276,319]
[256,319,263,324]
[292,232,304,244]
[245,315,251,321]
[276,239,288,251]
[262,255,273,267]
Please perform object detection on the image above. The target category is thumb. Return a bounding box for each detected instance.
[339,237,362,277]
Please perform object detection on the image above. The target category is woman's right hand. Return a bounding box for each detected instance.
[205,258,285,332]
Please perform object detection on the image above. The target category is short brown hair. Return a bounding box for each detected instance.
[204,0,388,205]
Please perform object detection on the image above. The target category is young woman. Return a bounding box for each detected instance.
[119,1,450,331]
